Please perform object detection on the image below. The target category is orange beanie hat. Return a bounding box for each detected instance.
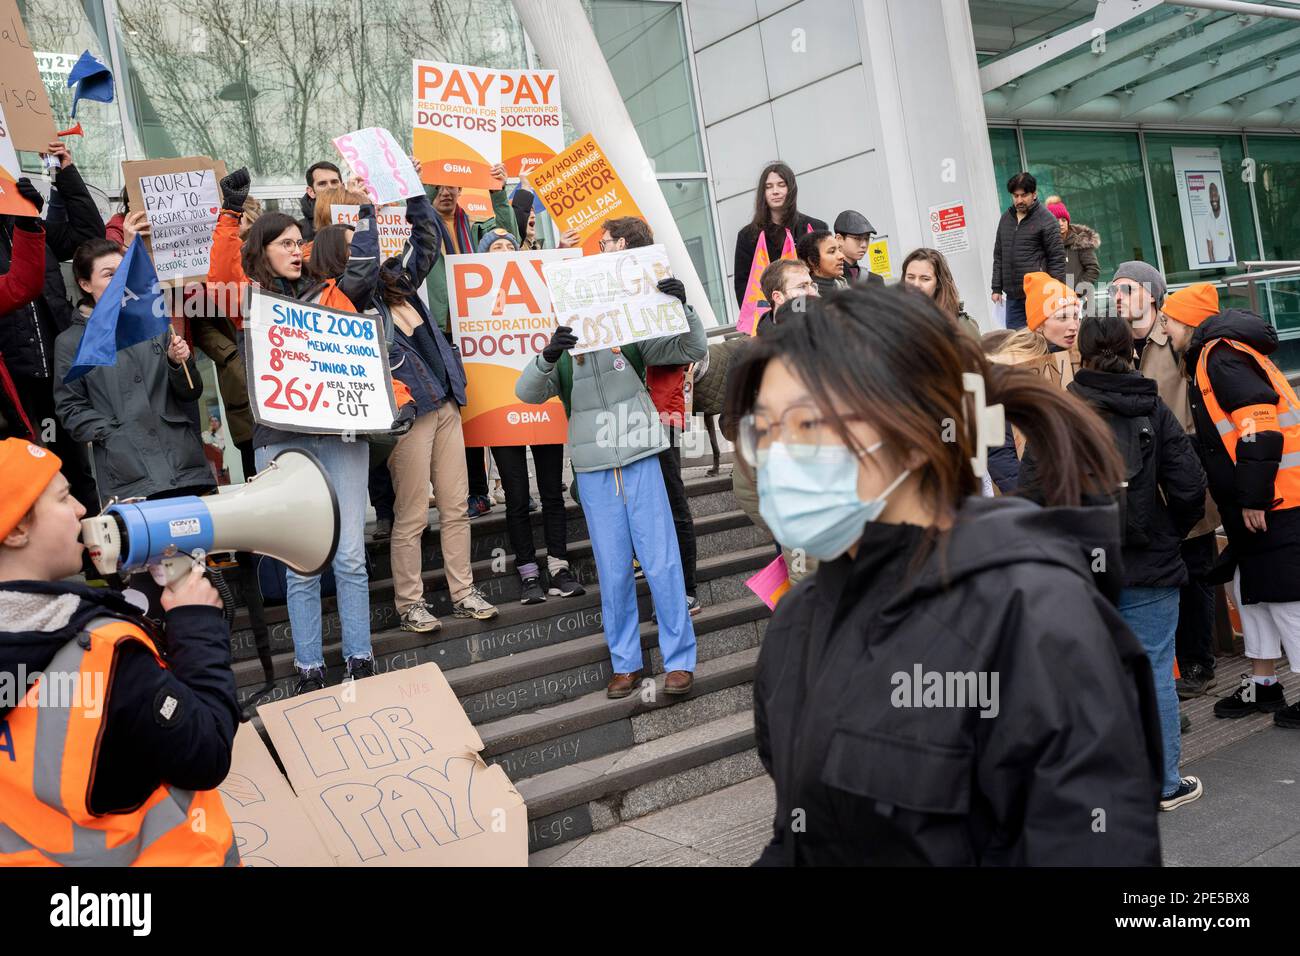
[1022,271,1079,332]
[0,438,63,540]
[1162,283,1219,328]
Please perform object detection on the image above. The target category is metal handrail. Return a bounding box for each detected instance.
[1242,261,1300,271]
[1226,264,1300,284]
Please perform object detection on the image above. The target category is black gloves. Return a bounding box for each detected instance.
[542,326,578,364]
[390,402,417,437]
[657,277,686,306]
[14,178,43,231]
[220,167,251,212]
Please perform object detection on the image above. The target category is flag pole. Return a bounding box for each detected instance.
[171,323,194,389]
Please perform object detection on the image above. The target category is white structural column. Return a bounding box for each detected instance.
[510,0,718,327]
[857,0,1002,327]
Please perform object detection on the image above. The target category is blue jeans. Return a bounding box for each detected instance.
[1118,587,1181,797]
[1005,296,1027,330]
[256,435,372,669]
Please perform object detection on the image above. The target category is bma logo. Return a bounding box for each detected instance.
[506,410,550,425]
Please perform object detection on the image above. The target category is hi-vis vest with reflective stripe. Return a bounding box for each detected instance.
[1196,337,1300,510]
[0,617,238,867]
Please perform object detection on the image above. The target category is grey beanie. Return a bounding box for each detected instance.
[1112,260,1166,305]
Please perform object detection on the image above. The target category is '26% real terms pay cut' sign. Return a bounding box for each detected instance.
[243,288,397,434]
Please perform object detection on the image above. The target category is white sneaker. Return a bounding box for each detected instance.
[400,602,442,633]
[454,587,500,620]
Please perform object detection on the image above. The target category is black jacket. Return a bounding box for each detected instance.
[990,200,1066,300]
[0,580,239,816]
[733,213,827,305]
[1061,369,1205,588]
[0,165,106,380]
[754,497,1162,866]
[298,192,317,242]
[1185,310,1300,603]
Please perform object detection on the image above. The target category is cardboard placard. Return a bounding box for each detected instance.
[500,69,562,178]
[217,723,336,867]
[0,103,38,216]
[446,248,579,446]
[412,60,501,189]
[0,0,57,151]
[333,126,423,206]
[527,133,644,256]
[122,156,227,285]
[542,244,687,355]
[243,288,396,435]
[257,663,527,867]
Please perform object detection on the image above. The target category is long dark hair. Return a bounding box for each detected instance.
[242,213,302,291]
[1078,314,1135,374]
[901,247,962,320]
[724,285,1122,511]
[307,224,352,283]
[72,238,124,308]
[750,161,799,230]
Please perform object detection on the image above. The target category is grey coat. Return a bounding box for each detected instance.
[515,306,707,473]
[54,313,211,503]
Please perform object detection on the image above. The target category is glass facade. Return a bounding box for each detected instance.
[988,126,1021,203]
[1249,134,1300,263]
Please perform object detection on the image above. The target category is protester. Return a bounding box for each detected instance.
[0,179,47,316]
[516,254,707,699]
[208,167,382,694]
[1047,200,1100,308]
[601,216,699,614]
[900,247,979,338]
[1023,271,1080,354]
[0,438,240,866]
[797,230,847,298]
[1113,262,1222,697]
[380,189,499,632]
[54,233,209,506]
[728,285,1161,864]
[474,225,582,606]
[1173,285,1300,728]
[733,162,826,305]
[1021,314,1208,810]
[298,161,343,241]
[833,210,882,286]
[991,172,1067,330]
[759,258,817,317]
[512,189,544,250]
[0,142,102,513]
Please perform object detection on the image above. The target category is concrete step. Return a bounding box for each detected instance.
[519,709,762,855]
[234,546,773,708]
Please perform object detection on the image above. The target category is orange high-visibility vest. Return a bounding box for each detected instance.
[1195,337,1300,510]
[0,617,239,867]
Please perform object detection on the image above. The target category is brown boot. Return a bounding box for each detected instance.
[606,671,643,699]
[664,670,694,696]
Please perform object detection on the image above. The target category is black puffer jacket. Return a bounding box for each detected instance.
[297,192,317,242]
[1064,369,1206,588]
[733,212,827,305]
[1186,309,1300,604]
[754,496,1162,866]
[990,200,1066,299]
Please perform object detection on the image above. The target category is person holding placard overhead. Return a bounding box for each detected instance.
[515,230,707,699]
[206,167,384,695]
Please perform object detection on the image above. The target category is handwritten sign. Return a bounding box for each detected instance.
[0,103,36,216]
[123,156,227,284]
[527,133,644,256]
[217,723,336,867]
[500,69,562,178]
[257,663,527,867]
[542,244,687,355]
[447,248,579,446]
[243,288,396,434]
[412,60,500,190]
[0,0,57,151]
[333,126,423,207]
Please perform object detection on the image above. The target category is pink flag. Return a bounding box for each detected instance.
[746,554,792,610]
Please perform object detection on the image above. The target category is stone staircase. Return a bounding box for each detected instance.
[230,460,775,855]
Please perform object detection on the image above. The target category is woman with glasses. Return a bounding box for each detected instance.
[726,286,1162,865]
[207,167,383,695]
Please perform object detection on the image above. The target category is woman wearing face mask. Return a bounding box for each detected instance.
[900,248,979,339]
[726,287,1162,865]
[796,230,848,298]
[733,162,826,306]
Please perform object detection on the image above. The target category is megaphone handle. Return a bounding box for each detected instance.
[157,551,206,586]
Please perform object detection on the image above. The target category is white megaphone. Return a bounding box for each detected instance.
[81,449,339,585]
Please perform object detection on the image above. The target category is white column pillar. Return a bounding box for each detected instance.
[510,0,718,327]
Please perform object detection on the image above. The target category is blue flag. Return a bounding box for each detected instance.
[64,236,169,383]
[67,50,114,117]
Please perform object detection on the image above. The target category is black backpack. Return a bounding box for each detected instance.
[1108,412,1156,548]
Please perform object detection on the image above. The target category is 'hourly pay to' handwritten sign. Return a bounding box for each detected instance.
[541,244,688,355]
[243,288,396,434]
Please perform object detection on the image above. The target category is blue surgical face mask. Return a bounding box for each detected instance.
[757,441,911,562]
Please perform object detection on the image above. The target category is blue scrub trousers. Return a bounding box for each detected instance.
[575,454,697,675]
